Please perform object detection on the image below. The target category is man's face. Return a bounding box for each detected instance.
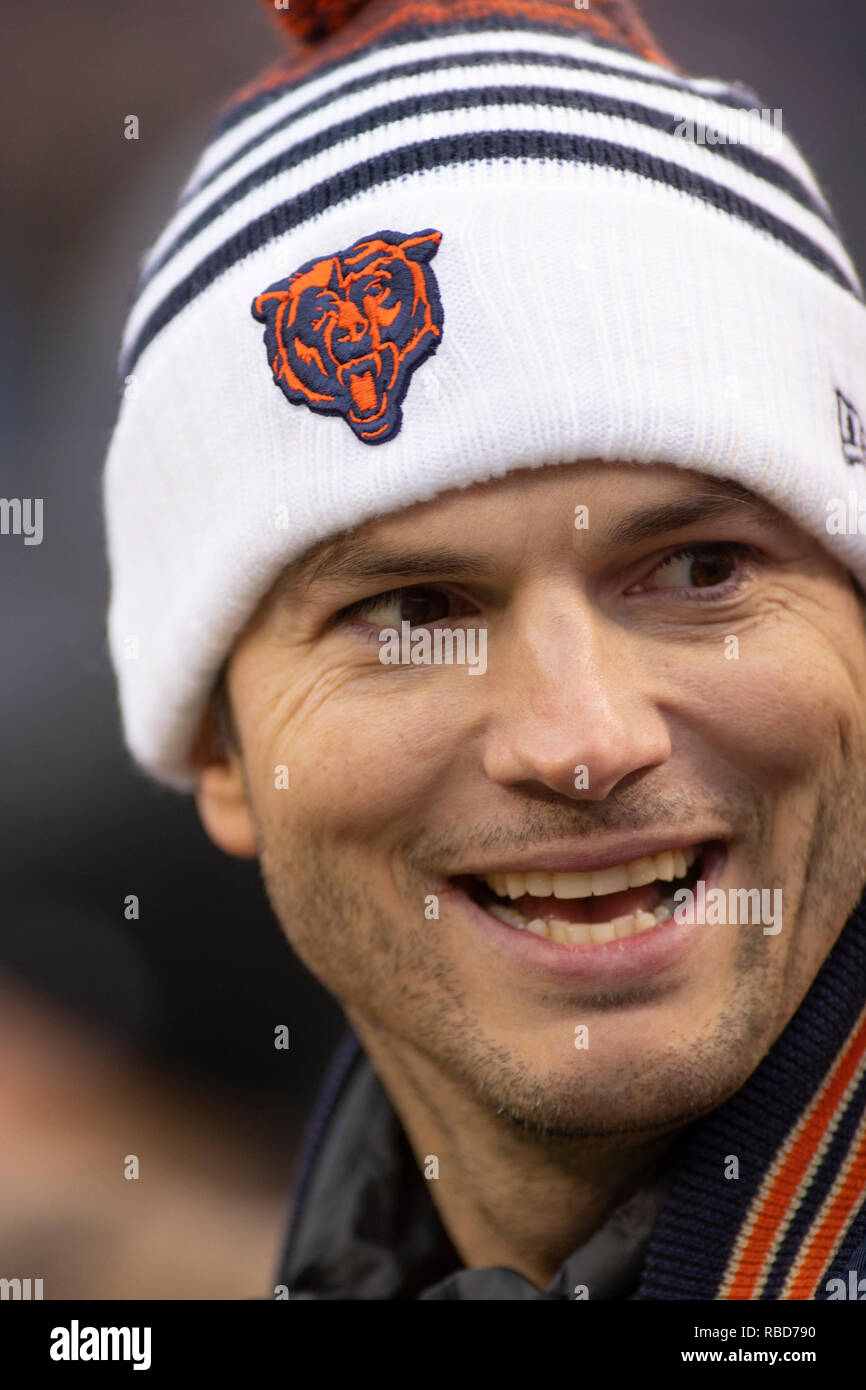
[199,462,866,1138]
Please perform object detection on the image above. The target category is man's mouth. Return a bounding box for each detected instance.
[456,842,711,945]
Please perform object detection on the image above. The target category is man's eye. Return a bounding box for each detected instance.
[641,543,750,592]
[341,585,464,628]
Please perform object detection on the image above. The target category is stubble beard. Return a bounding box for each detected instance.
[253,748,866,1144]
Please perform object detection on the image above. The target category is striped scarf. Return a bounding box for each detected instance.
[639,892,866,1300]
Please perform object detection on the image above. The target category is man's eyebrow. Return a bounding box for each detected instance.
[287,541,493,593]
[599,481,787,549]
[281,481,785,596]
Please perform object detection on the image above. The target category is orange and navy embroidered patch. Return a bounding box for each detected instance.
[252,228,444,444]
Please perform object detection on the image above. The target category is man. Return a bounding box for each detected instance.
[104,0,866,1298]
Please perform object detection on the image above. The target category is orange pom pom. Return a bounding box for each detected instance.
[254,2,671,75]
[263,0,373,45]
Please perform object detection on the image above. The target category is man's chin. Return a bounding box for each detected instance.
[489,1081,721,1144]
[451,1024,761,1144]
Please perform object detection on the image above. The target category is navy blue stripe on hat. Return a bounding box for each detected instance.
[159,83,833,293]
[211,13,746,140]
[123,127,862,378]
[204,43,762,189]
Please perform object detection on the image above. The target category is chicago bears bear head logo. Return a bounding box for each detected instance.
[251,228,444,445]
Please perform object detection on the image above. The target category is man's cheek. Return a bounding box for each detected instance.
[253,693,460,835]
[675,645,849,788]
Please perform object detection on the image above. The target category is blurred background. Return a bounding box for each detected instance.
[1,0,864,1299]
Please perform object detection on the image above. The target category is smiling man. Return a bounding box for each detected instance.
[104,0,866,1299]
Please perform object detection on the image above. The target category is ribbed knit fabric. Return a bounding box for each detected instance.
[103,0,866,787]
[277,889,866,1299]
[641,901,866,1300]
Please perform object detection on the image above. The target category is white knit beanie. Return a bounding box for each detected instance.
[104,0,866,790]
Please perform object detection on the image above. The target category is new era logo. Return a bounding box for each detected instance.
[836,389,866,466]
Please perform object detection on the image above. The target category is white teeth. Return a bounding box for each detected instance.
[548,919,572,944]
[479,845,702,945]
[552,872,592,900]
[482,845,700,901]
[590,865,630,896]
[625,856,658,887]
[486,898,681,945]
[525,872,553,897]
[505,873,526,900]
[654,851,675,881]
[589,920,617,944]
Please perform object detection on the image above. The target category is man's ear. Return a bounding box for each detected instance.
[190,696,258,860]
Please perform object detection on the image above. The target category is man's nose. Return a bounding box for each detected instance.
[481,594,672,801]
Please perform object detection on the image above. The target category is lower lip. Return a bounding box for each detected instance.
[444,842,727,985]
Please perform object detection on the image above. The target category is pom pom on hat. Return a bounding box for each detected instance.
[261,0,668,63]
[265,0,372,45]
